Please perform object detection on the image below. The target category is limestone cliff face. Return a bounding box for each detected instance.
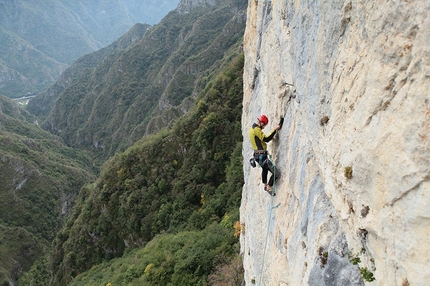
[241,1,429,285]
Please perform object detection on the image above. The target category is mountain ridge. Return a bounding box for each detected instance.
[0,0,180,98]
[28,0,247,168]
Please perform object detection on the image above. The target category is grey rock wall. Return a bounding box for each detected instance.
[241,0,430,285]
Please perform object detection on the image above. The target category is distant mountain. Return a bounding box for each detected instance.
[26,22,151,124]
[0,95,95,285]
[0,0,180,98]
[28,0,247,168]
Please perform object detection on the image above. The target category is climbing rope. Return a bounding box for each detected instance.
[258,153,277,285]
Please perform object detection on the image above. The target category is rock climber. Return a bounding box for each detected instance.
[249,114,282,195]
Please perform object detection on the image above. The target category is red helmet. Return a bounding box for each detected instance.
[257,114,269,125]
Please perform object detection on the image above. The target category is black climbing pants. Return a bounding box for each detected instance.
[254,153,279,187]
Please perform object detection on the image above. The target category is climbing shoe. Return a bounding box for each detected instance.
[264,185,275,196]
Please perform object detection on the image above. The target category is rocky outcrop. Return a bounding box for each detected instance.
[241,1,429,285]
[177,0,217,13]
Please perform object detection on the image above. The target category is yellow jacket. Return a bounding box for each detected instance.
[249,123,277,151]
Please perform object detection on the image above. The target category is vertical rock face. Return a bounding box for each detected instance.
[241,1,429,285]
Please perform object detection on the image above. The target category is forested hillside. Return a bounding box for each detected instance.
[1,0,248,285]
[27,0,247,169]
[0,96,95,285]
[0,0,179,98]
[44,51,245,286]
